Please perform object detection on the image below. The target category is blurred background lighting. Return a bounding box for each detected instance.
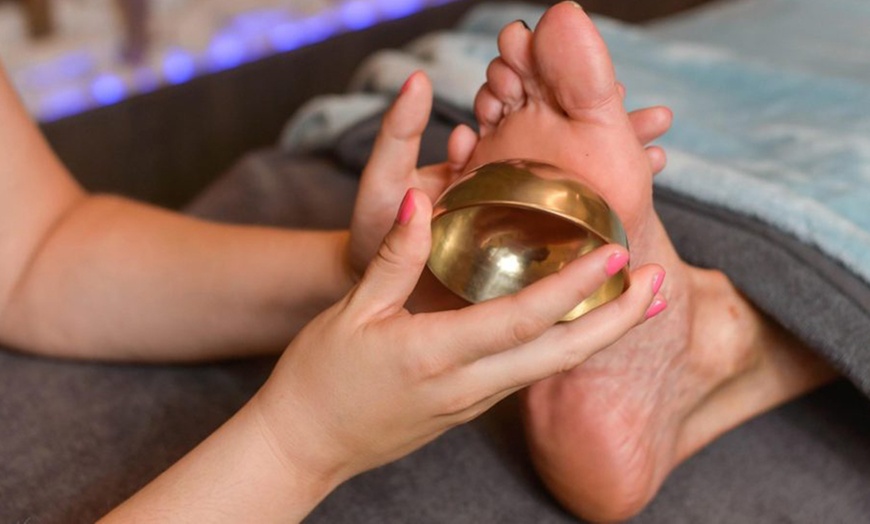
[207,33,248,71]
[91,73,126,105]
[19,52,94,90]
[8,0,461,121]
[297,12,339,44]
[40,86,88,122]
[377,0,423,20]
[339,0,378,30]
[162,48,197,84]
[270,22,304,52]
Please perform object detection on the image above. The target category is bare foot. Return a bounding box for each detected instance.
[468,4,839,521]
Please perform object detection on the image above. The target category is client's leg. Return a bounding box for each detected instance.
[468,4,838,521]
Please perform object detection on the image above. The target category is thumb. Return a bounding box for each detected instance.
[351,189,433,314]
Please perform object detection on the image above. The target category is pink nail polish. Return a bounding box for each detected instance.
[652,271,666,295]
[605,251,629,277]
[396,191,415,225]
[645,298,667,320]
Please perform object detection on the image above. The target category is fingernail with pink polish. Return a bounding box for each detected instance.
[645,297,667,320]
[396,190,415,225]
[399,72,416,95]
[652,271,666,295]
[605,251,629,277]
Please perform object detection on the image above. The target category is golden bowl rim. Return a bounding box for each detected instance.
[431,159,628,249]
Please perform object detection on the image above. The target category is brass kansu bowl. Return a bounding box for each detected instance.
[427,159,629,321]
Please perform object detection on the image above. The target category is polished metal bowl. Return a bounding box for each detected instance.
[427,159,629,321]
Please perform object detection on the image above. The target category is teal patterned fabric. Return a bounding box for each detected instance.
[609,0,870,285]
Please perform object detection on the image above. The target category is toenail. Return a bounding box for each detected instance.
[652,271,666,295]
[516,19,531,31]
[645,297,667,320]
[567,1,583,9]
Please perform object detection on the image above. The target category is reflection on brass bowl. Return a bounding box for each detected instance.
[427,159,629,321]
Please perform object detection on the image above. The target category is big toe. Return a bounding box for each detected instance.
[533,2,621,120]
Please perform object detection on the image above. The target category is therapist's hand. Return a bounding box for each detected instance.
[346,71,477,280]
[253,187,665,486]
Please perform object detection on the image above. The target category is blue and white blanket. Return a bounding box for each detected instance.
[282,0,870,285]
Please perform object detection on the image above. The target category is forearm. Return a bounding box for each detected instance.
[100,398,343,523]
[0,195,353,361]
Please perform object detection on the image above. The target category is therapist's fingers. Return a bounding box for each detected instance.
[465,263,665,398]
[350,189,433,315]
[362,70,432,186]
[415,263,663,423]
[424,244,631,364]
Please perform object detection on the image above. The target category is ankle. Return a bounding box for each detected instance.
[685,267,763,385]
[676,269,839,461]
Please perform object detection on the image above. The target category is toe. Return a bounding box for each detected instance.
[646,146,667,175]
[447,124,478,173]
[473,84,504,138]
[629,106,673,144]
[532,1,621,120]
[486,58,526,114]
[497,19,540,100]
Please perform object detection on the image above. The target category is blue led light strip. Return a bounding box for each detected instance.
[12,0,458,122]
